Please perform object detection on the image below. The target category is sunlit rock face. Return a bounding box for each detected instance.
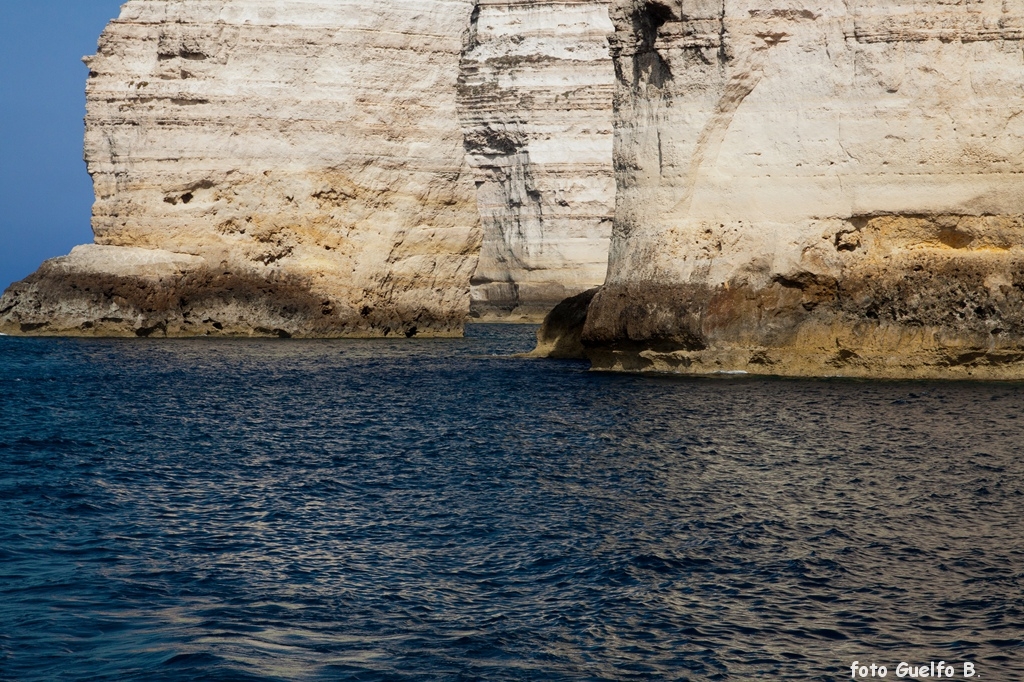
[1,0,482,338]
[1,0,619,336]
[459,0,615,320]
[581,0,1024,378]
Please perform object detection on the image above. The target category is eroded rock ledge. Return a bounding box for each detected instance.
[1,245,453,338]
[549,0,1024,379]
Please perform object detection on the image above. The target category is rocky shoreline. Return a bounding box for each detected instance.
[7,0,1024,378]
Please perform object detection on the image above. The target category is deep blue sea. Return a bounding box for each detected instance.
[1,324,1022,681]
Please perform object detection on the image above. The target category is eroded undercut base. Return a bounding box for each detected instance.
[535,244,1024,379]
[0,247,462,339]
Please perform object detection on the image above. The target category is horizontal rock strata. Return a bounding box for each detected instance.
[1,0,482,337]
[570,0,1024,378]
[459,0,615,320]
[2,0,619,336]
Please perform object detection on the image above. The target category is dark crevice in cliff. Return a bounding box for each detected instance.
[629,1,674,88]
[718,0,729,66]
[465,2,481,52]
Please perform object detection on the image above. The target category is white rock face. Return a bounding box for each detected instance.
[578,0,1024,378]
[459,0,616,319]
[1,0,618,335]
[2,0,483,337]
[15,0,1020,377]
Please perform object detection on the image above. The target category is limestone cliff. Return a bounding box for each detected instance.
[459,0,615,320]
[8,0,1022,376]
[575,0,1024,378]
[1,0,618,336]
[1,0,482,338]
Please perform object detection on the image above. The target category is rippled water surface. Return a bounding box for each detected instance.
[1,325,1022,681]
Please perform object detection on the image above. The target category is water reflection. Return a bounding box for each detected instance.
[1,327,1022,680]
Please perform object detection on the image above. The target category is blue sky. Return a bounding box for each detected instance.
[0,1,125,292]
